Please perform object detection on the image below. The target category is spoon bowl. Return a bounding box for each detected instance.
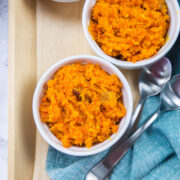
[139,57,172,98]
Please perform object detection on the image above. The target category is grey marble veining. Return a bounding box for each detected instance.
[0,0,8,179]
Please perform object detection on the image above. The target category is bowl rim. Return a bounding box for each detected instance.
[32,55,133,156]
[82,0,180,69]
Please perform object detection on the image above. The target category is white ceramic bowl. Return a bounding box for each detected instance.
[33,55,133,156]
[82,0,180,69]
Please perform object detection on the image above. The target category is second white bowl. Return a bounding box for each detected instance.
[82,0,180,69]
[33,55,133,156]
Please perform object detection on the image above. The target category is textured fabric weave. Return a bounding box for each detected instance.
[46,5,180,180]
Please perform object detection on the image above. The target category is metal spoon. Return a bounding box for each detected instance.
[109,57,172,152]
[86,74,180,180]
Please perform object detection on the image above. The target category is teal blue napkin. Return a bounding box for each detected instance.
[46,13,180,180]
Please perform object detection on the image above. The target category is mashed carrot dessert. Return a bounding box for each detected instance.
[89,0,170,63]
[39,64,126,148]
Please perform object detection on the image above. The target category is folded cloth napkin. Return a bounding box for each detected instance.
[46,20,180,180]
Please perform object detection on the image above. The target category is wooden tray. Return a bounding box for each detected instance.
[9,0,140,179]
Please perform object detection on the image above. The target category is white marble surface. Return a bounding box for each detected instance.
[0,0,8,179]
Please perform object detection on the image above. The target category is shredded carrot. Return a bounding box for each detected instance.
[89,0,170,63]
[39,64,126,148]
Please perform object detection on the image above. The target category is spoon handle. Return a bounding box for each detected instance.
[86,110,159,180]
[108,97,145,153]
[129,97,145,130]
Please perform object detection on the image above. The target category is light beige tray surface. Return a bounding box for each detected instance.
[9,0,140,179]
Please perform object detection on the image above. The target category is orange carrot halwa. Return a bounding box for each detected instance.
[39,64,126,148]
[89,0,170,63]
